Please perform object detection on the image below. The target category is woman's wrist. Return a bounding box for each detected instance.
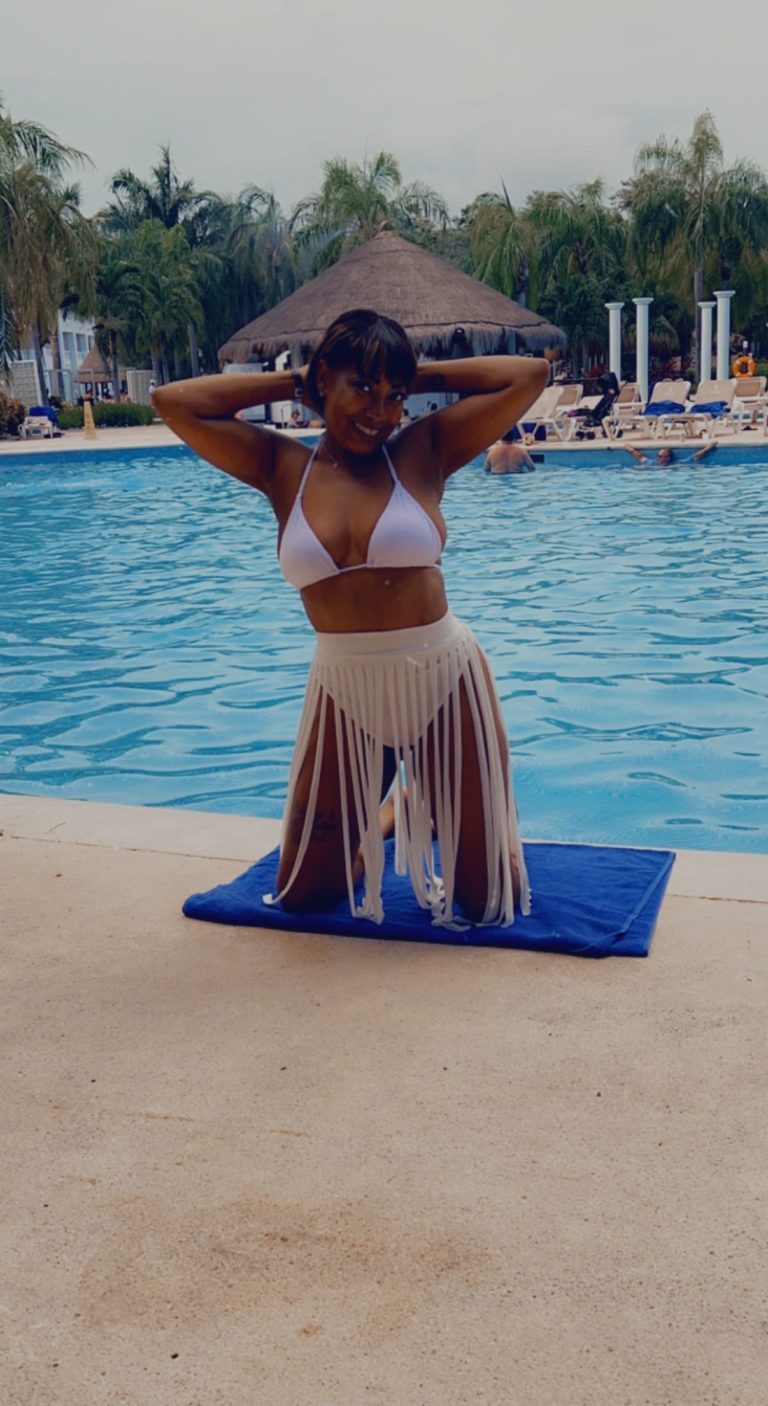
[413,362,449,394]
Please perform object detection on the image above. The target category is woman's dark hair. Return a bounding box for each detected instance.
[306,308,418,407]
[501,428,520,443]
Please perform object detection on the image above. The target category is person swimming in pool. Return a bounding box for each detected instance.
[152,310,548,928]
[484,429,536,474]
[620,441,717,468]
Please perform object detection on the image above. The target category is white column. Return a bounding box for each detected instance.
[633,297,653,405]
[698,301,716,385]
[605,302,624,382]
[714,290,735,381]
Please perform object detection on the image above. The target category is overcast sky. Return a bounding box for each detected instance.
[4,0,765,219]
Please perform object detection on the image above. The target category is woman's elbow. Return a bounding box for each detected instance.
[151,386,180,423]
[529,358,550,391]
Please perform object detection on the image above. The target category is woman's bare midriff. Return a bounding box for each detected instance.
[299,565,449,633]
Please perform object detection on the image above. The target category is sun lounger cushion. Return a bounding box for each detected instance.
[183,839,675,959]
[641,401,686,416]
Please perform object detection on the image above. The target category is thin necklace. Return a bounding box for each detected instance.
[321,436,380,472]
[320,437,340,469]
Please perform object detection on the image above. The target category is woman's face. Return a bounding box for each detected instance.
[318,361,407,456]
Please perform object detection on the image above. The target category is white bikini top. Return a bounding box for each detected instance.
[278,443,444,591]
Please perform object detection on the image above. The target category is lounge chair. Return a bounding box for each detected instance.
[728,376,767,431]
[554,383,584,409]
[602,382,642,438]
[19,406,59,439]
[517,384,565,440]
[542,383,585,441]
[620,380,692,438]
[656,379,737,439]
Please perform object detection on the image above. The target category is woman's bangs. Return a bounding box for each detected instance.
[357,327,417,389]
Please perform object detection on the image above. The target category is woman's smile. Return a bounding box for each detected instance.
[350,418,382,441]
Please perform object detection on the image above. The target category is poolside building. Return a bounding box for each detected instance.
[8,310,97,405]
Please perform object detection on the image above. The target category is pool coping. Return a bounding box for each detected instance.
[3,420,768,460]
[3,791,767,903]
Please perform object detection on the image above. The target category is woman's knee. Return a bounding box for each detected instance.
[454,856,521,922]
[277,867,348,913]
[453,866,490,922]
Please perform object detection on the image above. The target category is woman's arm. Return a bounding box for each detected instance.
[152,369,301,494]
[405,356,550,477]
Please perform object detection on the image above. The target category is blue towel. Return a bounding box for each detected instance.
[642,401,686,416]
[183,840,675,959]
[689,401,729,415]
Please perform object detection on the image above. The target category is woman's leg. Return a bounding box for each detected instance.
[276,694,397,912]
[426,652,521,923]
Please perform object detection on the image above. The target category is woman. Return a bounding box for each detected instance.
[153,309,548,928]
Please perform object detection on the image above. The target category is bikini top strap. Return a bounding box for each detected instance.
[382,444,398,484]
[295,442,320,501]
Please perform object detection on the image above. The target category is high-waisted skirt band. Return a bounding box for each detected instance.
[265,611,531,929]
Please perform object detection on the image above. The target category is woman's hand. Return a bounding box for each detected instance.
[294,364,323,418]
[409,356,550,479]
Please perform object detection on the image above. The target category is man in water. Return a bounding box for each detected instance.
[484,429,536,474]
[620,441,717,468]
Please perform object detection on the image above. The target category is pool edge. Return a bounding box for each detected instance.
[3,791,767,905]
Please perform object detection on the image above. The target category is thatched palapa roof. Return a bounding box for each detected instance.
[74,345,126,383]
[219,231,565,365]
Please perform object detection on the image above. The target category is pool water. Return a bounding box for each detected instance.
[2,445,767,852]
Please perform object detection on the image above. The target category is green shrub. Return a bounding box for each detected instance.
[94,402,155,427]
[57,403,156,430]
[0,390,26,437]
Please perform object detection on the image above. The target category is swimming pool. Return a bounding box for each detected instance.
[2,444,767,852]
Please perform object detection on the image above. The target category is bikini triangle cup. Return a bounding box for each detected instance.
[278,443,444,591]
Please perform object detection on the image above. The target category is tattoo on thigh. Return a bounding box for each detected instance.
[310,807,338,841]
[289,804,338,844]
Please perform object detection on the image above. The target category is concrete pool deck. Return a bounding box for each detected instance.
[2,791,767,1404]
[2,419,768,457]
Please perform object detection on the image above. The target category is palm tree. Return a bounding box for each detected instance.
[187,185,297,371]
[0,93,87,176]
[466,183,536,303]
[0,94,91,383]
[291,151,448,273]
[0,165,96,398]
[623,111,768,364]
[88,246,144,399]
[103,144,219,236]
[125,221,203,383]
[228,187,296,307]
[101,145,232,376]
[468,181,629,373]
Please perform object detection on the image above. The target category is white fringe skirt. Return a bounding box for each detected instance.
[266,611,530,929]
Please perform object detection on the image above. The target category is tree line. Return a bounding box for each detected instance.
[2,97,768,406]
